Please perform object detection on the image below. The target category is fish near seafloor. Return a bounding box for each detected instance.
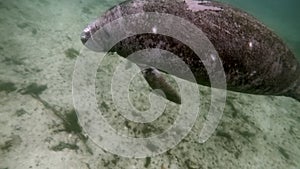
[80,0,300,102]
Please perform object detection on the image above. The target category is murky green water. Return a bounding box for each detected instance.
[0,0,299,169]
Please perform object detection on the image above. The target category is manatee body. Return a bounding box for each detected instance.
[81,0,300,101]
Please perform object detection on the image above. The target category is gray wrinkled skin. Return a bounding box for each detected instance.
[81,0,300,101]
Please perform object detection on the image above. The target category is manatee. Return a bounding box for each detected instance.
[80,0,300,102]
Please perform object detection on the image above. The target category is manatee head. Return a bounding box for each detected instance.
[80,21,99,45]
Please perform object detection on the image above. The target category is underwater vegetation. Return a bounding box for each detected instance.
[17,22,30,29]
[0,81,48,98]
[2,77,91,154]
[216,131,233,141]
[3,55,25,65]
[33,96,82,135]
[50,141,79,151]
[278,146,290,159]
[64,48,80,59]
[20,83,47,96]
[31,95,92,154]
[16,21,38,36]
[144,156,151,168]
[0,135,22,152]
[0,81,17,93]
[15,109,28,117]
[61,109,83,135]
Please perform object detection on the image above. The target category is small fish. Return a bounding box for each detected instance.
[81,0,300,102]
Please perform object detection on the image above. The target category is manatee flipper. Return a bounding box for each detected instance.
[141,67,181,104]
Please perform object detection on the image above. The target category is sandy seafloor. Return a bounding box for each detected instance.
[0,0,300,169]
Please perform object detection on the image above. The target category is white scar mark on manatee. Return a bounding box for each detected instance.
[84,25,95,41]
[89,29,95,41]
[185,0,223,12]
